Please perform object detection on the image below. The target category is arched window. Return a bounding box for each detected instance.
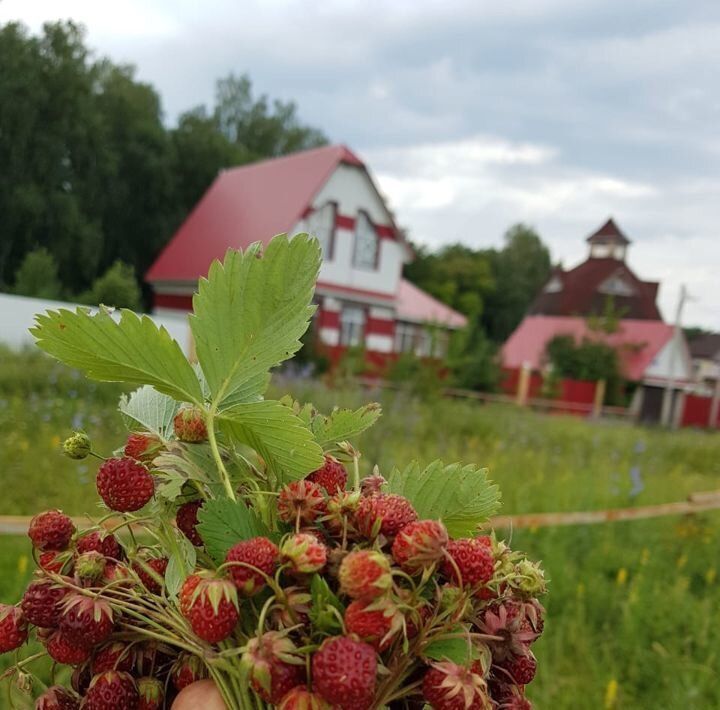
[306,202,336,258]
[353,212,379,270]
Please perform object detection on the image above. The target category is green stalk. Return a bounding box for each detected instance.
[206,410,236,501]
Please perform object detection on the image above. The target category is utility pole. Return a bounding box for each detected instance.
[660,284,688,428]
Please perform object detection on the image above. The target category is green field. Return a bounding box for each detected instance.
[1,351,719,708]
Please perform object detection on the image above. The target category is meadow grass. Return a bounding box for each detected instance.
[0,353,719,708]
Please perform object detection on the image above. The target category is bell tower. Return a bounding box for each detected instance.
[586,217,630,261]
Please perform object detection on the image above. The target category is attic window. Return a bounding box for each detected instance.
[543,276,563,294]
[340,306,366,347]
[353,212,379,270]
[306,202,336,259]
[598,274,635,297]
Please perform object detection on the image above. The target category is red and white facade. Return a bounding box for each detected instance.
[146,145,466,365]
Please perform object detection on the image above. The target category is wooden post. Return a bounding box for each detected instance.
[672,390,685,430]
[592,379,606,419]
[710,377,720,429]
[516,363,531,407]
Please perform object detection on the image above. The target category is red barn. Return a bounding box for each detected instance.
[146,145,466,364]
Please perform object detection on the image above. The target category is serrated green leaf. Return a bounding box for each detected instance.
[423,636,477,665]
[196,498,272,563]
[386,460,501,537]
[219,400,324,481]
[309,574,344,634]
[119,386,179,438]
[165,537,197,598]
[154,470,187,501]
[190,235,321,409]
[311,403,382,447]
[31,307,203,404]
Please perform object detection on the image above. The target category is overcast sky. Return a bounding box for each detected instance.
[2,0,719,328]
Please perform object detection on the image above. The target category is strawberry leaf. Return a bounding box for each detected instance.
[190,235,321,409]
[119,386,179,439]
[197,498,273,564]
[310,403,382,448]
[219,400,323,481]
[309,574,345,634]
[423,635,481,665]
[385,461,501,538]
[31,307,203,405]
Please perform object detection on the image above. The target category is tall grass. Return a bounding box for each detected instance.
[0,356,718,708]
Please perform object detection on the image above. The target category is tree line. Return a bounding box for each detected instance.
[0,21,326,308]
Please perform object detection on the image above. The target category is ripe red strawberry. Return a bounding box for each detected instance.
[0,604,27,652]
[278,685,332,709]
[124,432,163,463]
[280,533,327,574]
[28,510,76,551]
[343,599,401,651]
[354,494,417,540]
[83,671,139,710]
[171,653,208,690]
[306,455,347,495]
[311,636,377,709]
[92,642,134,674]
[35,685,80,709]
[338,549,392,600]
[76,531,122,560]
[488,677,532,710]
[422,662,492,710]
[133,557,169,594]
[137,676,164,710]
[45,629,92,665]
[59,594,114,646]
[241,632,304,704]
[225,537,278,596]
[102,561,133,585]
[21,578,70,628]
[176,500,204,546]
[173,406,207,442]
[478,601,541,661]
[39,550,71,574]
[442,538,495,589]
[179,573,239,643]
[278,480,326,526]
[392,519,448,574]
[96,457,154,512]
[497,651,537,685]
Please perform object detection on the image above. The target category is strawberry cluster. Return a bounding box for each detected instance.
[1,419,546,709]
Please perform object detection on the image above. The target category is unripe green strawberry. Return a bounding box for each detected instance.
[173,406,207,442]
[62,431,91,460]
[509,558,547,598]
[280,533,327,574]
[28,510,76,551]
[0,604,27,652]
[278,685,332,709]
[225,537,278,596]
[338,549,392,600]
[137,676,164,710]
[391,519,448,574]
[74,551,106,585]
[311,636,377,709]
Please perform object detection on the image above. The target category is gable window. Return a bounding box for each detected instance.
[353,212,379,270]
[306,202,336,259]
[598,274,635,297]
[340,306,365,347]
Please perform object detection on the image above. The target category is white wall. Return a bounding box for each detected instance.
[644,330,693,383]
[0,293,193,356]
[293,164,406,297]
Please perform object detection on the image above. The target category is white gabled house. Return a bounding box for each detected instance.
[146,145,466,366]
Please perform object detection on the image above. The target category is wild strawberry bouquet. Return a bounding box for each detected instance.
[0,235,546,709]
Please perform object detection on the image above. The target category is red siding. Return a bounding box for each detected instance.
[681,394,719,429]
[365,317,395,336]
[318,309,340,329]
[154,293,193,310]
[335,213,396,239]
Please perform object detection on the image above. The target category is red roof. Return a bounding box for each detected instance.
[147,145,367,283]
[529,258,662,320]
[586,217,631,245]
[501,315,673,381]
[396,279,468,329]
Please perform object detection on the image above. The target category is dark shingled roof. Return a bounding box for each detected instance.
[586,217,631,245]
[689,333,720,360]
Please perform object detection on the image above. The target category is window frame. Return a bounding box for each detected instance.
[306,201,337,261]
[352,210,380,271]
[339,305,367,348]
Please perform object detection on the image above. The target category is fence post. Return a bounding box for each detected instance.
[592,379,606,418]
[710,378,720,429]
[516,363,531,407]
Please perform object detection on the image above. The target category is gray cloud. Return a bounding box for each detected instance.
[2,0,718,327]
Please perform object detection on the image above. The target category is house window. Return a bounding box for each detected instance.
[340,306,365,347]
[394,322,417,353]
[598,274,635,297]
[353,212,379,270]
[306,202,336,258]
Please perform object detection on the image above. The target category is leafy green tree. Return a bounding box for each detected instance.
[13,248,63,300]
[80,260,142,310]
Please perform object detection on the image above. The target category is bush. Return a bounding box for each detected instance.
[12,248,63,300]
[79,260,142,310]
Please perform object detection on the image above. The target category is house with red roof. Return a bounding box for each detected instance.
[502,219,692,422]
[146,145,466,364]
